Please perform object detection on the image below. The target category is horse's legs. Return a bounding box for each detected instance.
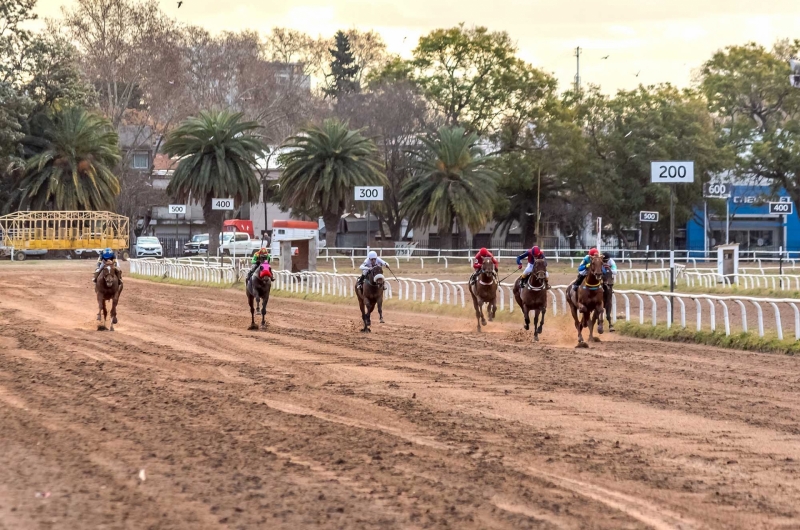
[260,296,267,330]
[470,292,482,332]
[523,305,530,331]
[589,310,601,342]
[536,305,547,334]
[96,292,103,322]
[365,300,374,332]
[109,296,119,331]
[248,294,257,330]
[378,296,384,324]
[597,307,605,335]
[358,297,369,332]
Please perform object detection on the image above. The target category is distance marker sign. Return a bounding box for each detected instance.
[354,186,384,201]
[769,202,794,215]
[639,211,659,222]
[651,161,694,183]
[211,198,234,210]
[168,204,187,214]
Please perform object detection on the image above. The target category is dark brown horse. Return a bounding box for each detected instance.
[469,256,498,332]
[566,254,605,347]
[247,263,272,330]
[603,266,615,332]
[513,258,548,341]
[95,261,123,331]
[355,265,385,332]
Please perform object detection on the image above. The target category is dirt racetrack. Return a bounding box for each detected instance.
[1,263,800,530]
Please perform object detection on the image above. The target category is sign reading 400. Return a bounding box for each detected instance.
[651,161,695,183]
[211,198,234,210]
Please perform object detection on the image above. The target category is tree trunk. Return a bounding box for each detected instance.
[203,195,225,257]
[522,214,536,248]
[323,211,339,249]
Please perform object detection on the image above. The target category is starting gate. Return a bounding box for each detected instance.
[0,211,129,260]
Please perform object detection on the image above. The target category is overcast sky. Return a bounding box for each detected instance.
[33,0,800,93]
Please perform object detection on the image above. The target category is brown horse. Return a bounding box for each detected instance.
[355,265,385,333]
[566,254,605,347]
[513,258,548,341]
[95,261,123,331]
[469,256,498,332]
[247,263,272,330]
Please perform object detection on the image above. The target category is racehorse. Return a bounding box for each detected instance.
[355,265,385,333]
[95,261,123,331]
[602,266,615,332]
[469,256,498,332]
[513,258,548,341]
[247,262,272,330]
[566,254,605,347]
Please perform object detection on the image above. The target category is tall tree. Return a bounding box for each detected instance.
[13,107,120,211]
[378,25,554,135]
[335,80,431,240]
[324,31,359,99]
[401,126,497,247]
[699,40,800,220]
[164,111,266,256]
[278,119,385,248]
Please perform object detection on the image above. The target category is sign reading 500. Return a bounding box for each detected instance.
[650,161,695,183]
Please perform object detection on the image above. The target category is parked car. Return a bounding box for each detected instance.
[184,234,209,256]
[219,232,263,256]
[134,236,163,258]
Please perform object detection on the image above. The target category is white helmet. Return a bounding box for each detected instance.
[368,250,378,260]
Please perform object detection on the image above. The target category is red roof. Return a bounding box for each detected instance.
[273,220,318,229]
[152,153,178,171]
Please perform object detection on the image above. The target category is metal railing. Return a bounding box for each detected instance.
[130,259,799,341]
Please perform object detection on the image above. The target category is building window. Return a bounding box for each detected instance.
[132,152,149,169]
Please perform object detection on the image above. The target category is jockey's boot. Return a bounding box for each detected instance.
[572,273,585,291]
[519,273,529,287]
[357,274,365,290]
[247,264,258,282]
[469,270,478,285]
[92,268,101,283]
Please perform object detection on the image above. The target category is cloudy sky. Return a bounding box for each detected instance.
[34,0,800,93]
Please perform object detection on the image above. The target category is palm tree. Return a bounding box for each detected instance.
[164,110,266,256]
[16,107,121,211]
[401,126,497,247]
[278,119,385,248]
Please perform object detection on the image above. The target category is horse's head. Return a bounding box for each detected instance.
[258,262,272,280]
[101,264,115,288]
[480,256,494,274]
[533,257,547,279]
[588,254,604,280]
[369,265,385,288]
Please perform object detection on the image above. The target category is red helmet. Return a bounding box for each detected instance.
[589,248,599,256]
[532,246,541,255]
[479,247,488,254]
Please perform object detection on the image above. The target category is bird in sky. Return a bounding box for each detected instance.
[635,71,641,77]
[601,55,610,60]
[177,1,183,7]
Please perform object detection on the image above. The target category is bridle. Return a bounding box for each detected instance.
[365,266,385,287]
[477,257,496,286]
[582,256,604,291]
[525,258,547,291]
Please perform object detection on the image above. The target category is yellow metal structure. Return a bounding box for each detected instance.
[0,211,129,253]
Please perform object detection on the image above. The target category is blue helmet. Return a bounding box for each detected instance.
[102,248,115,260]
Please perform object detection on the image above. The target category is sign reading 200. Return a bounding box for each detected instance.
[650,161,695,183]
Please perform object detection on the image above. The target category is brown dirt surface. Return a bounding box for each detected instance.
[1,262,800,529]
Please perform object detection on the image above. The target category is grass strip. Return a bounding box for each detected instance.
[615,321,799,355]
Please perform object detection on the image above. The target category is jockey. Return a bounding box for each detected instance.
[93,248,122,285]
[248,247,272,281]
[516,246,549,289]
[602,254,617,292]
[358,250,389,288]
[572,248,600,290]
[469,247,498,285]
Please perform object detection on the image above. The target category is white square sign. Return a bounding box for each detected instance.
[651,161,695,183]
[354,186,384,201]
[168,204,187,215]
[211,198,234,210]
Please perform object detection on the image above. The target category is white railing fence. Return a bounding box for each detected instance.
[130,259,798,341]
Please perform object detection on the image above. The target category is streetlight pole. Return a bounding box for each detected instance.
[669,184,675,325]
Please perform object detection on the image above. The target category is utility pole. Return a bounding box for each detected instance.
[574,46,582,96]
[535,166,541,243]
